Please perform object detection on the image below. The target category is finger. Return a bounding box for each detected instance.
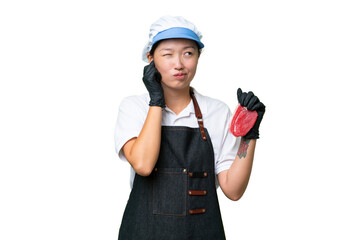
[155,70,162,82]
[151,62,160,77]
[143,64,148,75]
[247,96,259,111]
[150,61,161,81]
[251,101,265,111]
[244,91,254,107]
[237,88,243,103]
[239,92,247,106]
[144,61,153,75]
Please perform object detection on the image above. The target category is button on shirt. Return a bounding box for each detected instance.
[115,89,240,188]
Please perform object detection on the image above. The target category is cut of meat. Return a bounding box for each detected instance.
[229,105,258,137]
[229,104,258,137]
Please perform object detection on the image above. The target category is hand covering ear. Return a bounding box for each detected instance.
[142,61,165,108]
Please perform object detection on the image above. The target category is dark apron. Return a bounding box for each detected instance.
[119,90,226,240]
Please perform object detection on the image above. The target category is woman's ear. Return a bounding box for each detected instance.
[146,53,153,63]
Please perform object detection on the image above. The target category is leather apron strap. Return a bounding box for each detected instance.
[190,88,207,141]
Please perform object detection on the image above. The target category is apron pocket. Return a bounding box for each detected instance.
[152,168,187,216]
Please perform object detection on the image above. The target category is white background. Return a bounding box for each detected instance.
[1,0,359,239]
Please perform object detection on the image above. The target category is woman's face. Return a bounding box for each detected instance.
[147,38,200,92]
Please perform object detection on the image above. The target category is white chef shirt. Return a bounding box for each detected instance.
[114,89,240,188]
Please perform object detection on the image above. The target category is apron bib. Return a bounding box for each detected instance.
[119,90,226,240]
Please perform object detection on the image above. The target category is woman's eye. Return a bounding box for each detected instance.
[185,52,193,56]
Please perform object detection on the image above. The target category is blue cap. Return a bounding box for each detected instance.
[142,16,204,62]
[152,27,205,50]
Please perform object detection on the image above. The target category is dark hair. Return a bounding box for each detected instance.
[149,40,202,57]
[149,41,161,57]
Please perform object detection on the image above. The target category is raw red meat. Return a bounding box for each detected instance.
[229,104,258,137]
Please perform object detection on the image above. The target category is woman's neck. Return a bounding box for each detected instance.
[163,87,192,115]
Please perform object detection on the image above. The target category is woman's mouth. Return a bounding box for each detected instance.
[173,73,187,80]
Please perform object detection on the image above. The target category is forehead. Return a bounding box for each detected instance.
[156,38,198,50]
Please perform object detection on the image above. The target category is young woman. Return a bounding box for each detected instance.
[115,16,265,239]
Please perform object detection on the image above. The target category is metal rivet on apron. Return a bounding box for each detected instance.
[183,169,187,173]
[203,172,207,177]
[154,168,158,171]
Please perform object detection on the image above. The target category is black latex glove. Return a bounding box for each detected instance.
[142,61,165,108]
[237,88,266,139]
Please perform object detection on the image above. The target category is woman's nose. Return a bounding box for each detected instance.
[174,56,184,70]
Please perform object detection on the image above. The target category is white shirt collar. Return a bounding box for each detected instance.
[163,87,207,117]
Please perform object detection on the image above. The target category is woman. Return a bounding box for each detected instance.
[115,16,265,239]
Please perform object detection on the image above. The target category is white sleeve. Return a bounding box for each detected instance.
[215,109,240,175]
[114,95,148,161]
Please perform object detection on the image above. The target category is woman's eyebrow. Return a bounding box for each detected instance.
[159,46,196,52]
[159,48,173,52]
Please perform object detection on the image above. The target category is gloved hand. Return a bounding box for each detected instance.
[237,88,266,139]
[142,61,165,108]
